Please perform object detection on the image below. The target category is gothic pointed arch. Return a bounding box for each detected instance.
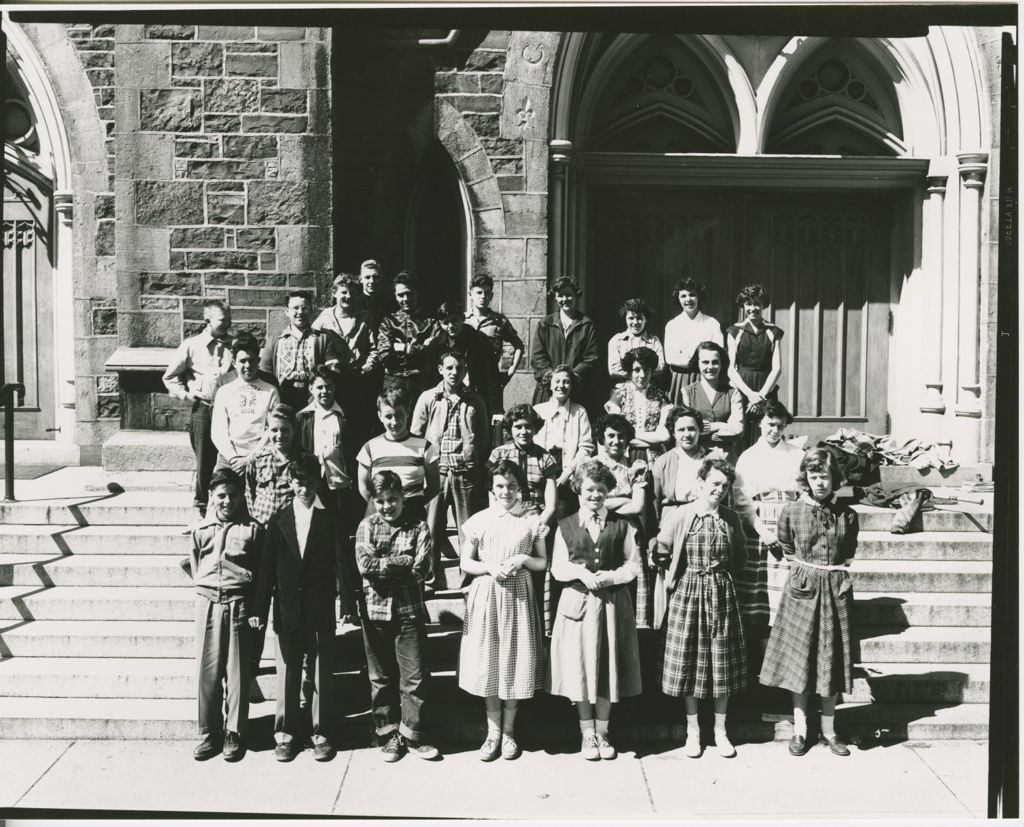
[763,39,905,156]
[562,33,739,153]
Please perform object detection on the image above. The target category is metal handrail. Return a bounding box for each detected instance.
[2,383,26,502]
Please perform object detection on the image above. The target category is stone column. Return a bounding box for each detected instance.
[954,152,988,461]
[548,138,572,279]
[919,175,947,415]
[53,190,78,441]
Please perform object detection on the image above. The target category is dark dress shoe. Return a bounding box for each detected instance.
[313,740,337,762]
[222,731,244,762]
[819,734,851,756]
[788,734,809,756]
[193,733,222,761]
[274,740,299,762]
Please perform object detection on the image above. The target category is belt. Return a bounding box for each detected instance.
[283,379,309,388]
[792,558,849,572]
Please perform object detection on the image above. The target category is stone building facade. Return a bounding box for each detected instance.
[3,16,1013,466]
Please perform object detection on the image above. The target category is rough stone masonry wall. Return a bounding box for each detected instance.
[433,31,559,405]
[113,24,332,429]
[65,23,120,428]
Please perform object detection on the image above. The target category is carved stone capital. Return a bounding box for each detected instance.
[957,152,989,191]
[925,176,947,196]
[549,139,573,166]
[54,190,74,223]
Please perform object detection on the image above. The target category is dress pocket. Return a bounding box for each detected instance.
[558,587,588,621]
[786,567,817,600]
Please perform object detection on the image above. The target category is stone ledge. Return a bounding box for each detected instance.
[878,463,993,486]
[104,346,177,372]
[102,430,193,471]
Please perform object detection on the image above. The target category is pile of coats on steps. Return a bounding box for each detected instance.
[814,428,989,535]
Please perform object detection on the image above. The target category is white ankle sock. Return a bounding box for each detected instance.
[821,714,836,739]
[686,713,699,735]
[579,719,595,735]
[713,712,727,735]
[595,719,609,736]
[793,707,808,738]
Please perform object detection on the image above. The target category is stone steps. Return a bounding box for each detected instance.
[0,694,988,742]
[853,506,991,533]
[0,657,989,705]
[0,585,990,627]
[854,532,992,561]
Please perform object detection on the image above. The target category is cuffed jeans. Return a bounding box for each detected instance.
[426,469,484,588]
[196,595,251,736]
[361,615,428,741]
[189,401,216,507]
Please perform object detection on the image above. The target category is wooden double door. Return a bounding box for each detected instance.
[588,187,892,443]
[3,165,56,439]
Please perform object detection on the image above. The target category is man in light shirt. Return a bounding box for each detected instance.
[163,299,236,515]
[212,337,280,474]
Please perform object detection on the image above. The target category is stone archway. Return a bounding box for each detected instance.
[6,20,108,451]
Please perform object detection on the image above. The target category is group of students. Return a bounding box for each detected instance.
[164,264,859,765]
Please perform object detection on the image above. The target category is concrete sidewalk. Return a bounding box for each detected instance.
[0,738,987,819]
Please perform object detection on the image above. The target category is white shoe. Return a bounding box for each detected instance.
[715,730,736,758]
[685,733,702,758]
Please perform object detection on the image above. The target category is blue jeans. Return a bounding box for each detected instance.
[426,468,485,588]
[361,615,428,741]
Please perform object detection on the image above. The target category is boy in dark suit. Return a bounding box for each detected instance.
[251,455,339,762]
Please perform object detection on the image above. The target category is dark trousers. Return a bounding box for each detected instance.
[275,613,335,741]
[278,379,311,412]
[326,485,365,620]
[361,615,428,741]
[426,469,484,588]
[196,596,251,736]
[190,401,216,507]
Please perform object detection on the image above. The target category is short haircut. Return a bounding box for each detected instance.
[309,364,337,387]
[489,458,527,490]
[470,274,494,291]
[377,387,410,412]
[671,277,707,307]
[697,456,736,484]
[572,458,617,493]
[209,468,243,492]
[289,453,322,483]
[332,272,359,290]
[687,339,730,375]
[393,270,418,290]
[736,283,770,307]
[548,277,582,298]
[231,334,260,358]
[503,403,542,437]
[437,300,464,318]
[666,405,704,434]
[267,403,297,427]
[286,290,312,307]
[368,469,404,498]
[546,363,576,394]
[761,399,794,425]
[619,298,652,321]
[360,259,380,275]
[622,346,659,374]
[798,447,843,492]
[203,298,228,314]
[595,412,636,444]
[438,348,467,367]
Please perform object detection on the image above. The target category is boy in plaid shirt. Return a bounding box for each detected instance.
[355,470,441,762]
[411,349,489,591]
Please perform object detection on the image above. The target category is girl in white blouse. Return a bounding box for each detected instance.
[664,278,724,404]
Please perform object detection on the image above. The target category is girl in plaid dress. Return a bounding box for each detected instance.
[759,448,858,758]
[548,460,642,761]
[594,413,654,629]
[730,401,804,648]
[655,458,748,758]
[458,461,547,761]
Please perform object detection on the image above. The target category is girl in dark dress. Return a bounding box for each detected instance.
[759,448,859,758]
[726,284,783,453]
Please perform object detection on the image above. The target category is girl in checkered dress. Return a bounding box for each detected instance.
[458,460,547,761]
[547,460,642,761]
[655,457,749,758]
[759,448,859,757]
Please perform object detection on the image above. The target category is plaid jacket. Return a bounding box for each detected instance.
[245,447,311,526]
[354,512,432,621]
